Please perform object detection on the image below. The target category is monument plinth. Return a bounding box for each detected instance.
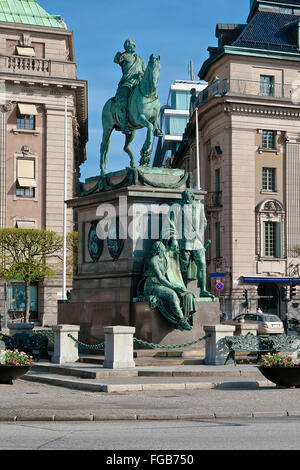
[58,167,221,347]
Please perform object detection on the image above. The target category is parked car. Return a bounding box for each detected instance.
[224,313,284,335]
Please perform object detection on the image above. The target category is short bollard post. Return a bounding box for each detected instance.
[51,325,80,364]
[204,325,236,365]
[103,326,136,369]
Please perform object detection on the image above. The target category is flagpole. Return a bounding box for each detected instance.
[62,96,68,301]
[195,107,201,190]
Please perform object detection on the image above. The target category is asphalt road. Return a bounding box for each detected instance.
[0,418,299,451]
[0,379,300,420]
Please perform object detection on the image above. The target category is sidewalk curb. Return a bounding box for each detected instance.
[0,411,299,423]
[22,374,274,393]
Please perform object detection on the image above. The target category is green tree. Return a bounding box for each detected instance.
[0,229,63,323]
[67,231,78,277]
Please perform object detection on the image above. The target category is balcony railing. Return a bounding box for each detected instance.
[196,78,294,106]
[7,55,50,73]
[0,55,77,79]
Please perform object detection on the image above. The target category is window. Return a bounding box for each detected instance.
[260,75,274,96]
[262,130,276,149]
[256,200,285,259]
[246,314,257,321]
[17,114,35,130]
[8,283,37,313]
[236,314,245,321]
[170,90,191,111]
[16,103,38,130]
[214,169,222,206]
[16,158,36,198]
[264,221,276,257]
[16,185,35,197]
[215,169,220,193]
[262,168,276,192]
[215,221,221,258]
[264,221,281,257]
[165,115,189,136]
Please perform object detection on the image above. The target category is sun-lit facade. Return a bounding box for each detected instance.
[0,0,88,325]
[173,0,300,320]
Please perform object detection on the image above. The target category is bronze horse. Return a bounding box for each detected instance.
[100,54,162,175]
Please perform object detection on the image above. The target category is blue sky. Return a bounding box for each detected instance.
[39,0,250,181]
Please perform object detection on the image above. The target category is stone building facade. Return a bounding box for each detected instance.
[0,0,88,325]
[173,0,300,320]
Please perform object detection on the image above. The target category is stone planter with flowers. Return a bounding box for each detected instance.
[0,349,33,384]
[259,353,300,388]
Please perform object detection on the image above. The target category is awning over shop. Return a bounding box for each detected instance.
[243,277,300,284]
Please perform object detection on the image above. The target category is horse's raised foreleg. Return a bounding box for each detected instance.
[124,130,137,168]
[100,126,113,176]
[137,114,153,166]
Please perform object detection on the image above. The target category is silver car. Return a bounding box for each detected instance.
[226,313,284,335]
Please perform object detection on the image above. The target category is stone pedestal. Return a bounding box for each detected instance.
[58,167,219,347]
[204,324,235,365]
[103,325,136,369]
[51,324,80,364]
[132,299,221,349]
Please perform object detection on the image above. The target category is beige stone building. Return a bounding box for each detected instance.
[173,0,300,320]
[0,0,88,325]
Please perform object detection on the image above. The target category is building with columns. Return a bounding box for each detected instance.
[0,0,88,325]
[173,0,300,320]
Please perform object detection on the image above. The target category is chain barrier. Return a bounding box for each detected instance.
[133,334,211,349]
[68,333,211,351]
[68,334,105,351]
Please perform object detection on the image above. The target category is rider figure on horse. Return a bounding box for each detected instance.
[114,39,146,135]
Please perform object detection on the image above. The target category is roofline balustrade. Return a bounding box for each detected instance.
[0,54,77,79]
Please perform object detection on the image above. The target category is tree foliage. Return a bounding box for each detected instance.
[0,229,63,322]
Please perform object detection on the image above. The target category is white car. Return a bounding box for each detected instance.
[226,313,284,335]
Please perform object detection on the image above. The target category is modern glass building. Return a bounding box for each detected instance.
[152,80,206,168]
